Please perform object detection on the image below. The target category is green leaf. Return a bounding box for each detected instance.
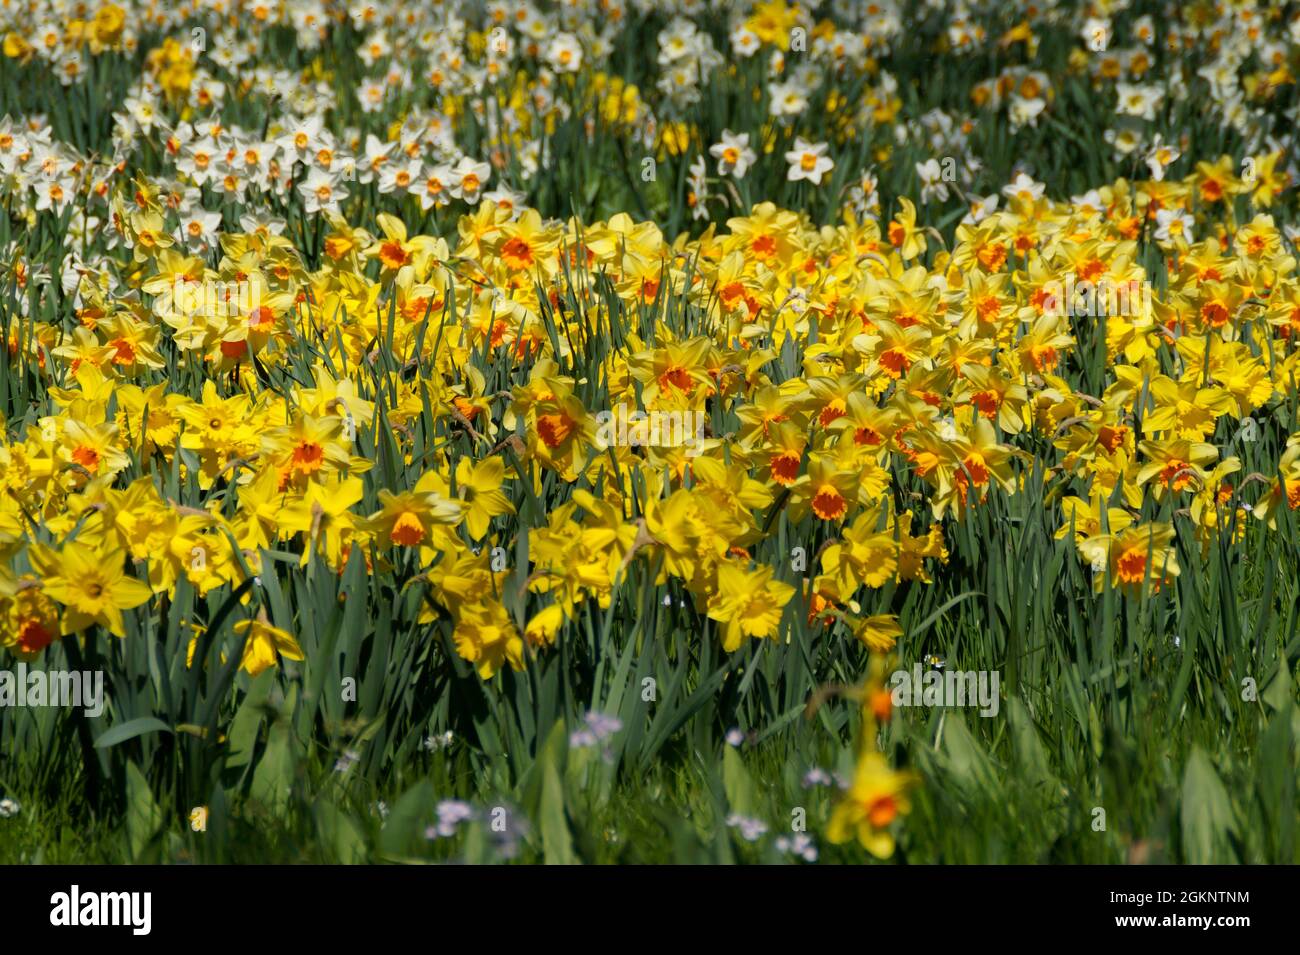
[124,760,163,863]
[939,714,1001,803]
[93,717,173,750]
[1180,747,1239,864]
[315,801,368,864]
[225,669,276,773]
[250,698,299,818]
[379,779,435,857]
[722,746,759,817]
[1256,706,1296,860]
[539,720,577,864]
[1006,698,1058,794]
[540,758,577,864]
[1262,665,1295,713]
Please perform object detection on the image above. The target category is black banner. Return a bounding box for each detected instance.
[8,864,1276,942]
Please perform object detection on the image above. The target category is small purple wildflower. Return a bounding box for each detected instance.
[570,711,623,750]
[425,799,475,839]
[726,813,768,842]
[802,767,833,788]
[333,749,360,774]
[776,833,819,862]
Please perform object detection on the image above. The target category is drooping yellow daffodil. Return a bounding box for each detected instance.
[827,751,915,859]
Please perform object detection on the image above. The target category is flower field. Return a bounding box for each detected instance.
[0,0,1298,865]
